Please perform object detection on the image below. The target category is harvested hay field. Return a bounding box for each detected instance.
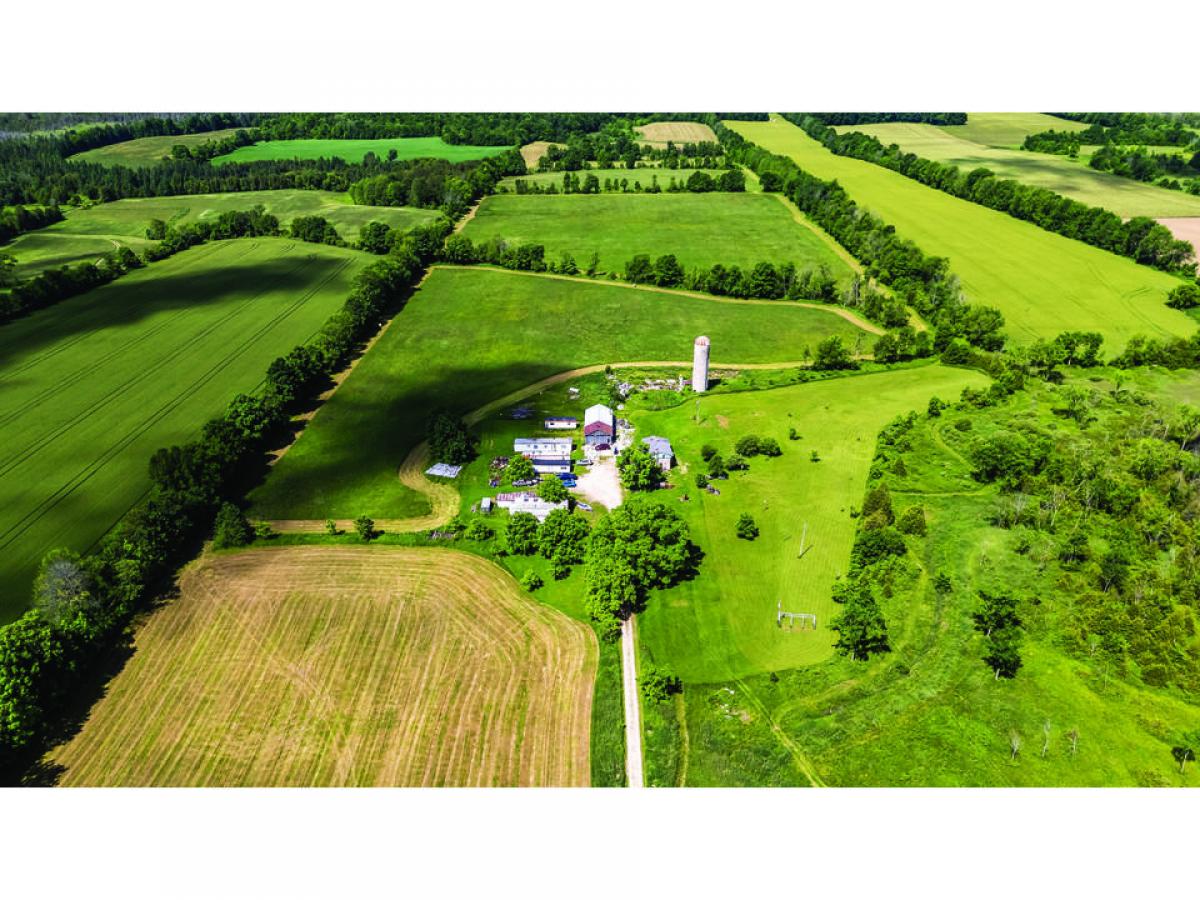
[1158,217,1200,261]
[636,121,718,146]
[520,140,563,168]
[49,547,596,787]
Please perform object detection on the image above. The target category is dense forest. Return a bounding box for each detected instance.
[786,115,1197,275]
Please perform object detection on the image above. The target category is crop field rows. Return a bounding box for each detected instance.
[50,547,596,786]
[726,117,1194,350]
[0,238,366,619]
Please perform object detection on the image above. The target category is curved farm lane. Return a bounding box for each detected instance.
[430,264,886,335]
[266,357,858,534]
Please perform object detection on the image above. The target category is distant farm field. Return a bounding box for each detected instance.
[835,121,1200,218]
[500,167,754,193]
[68,129,242,167]
[0,239,367,620]
[213,137,511,165]
[938,112,1089,148]
[248,266,870,521]
[3,191,438,277]
[636,365,989,682]
[636,121,718,146]
[726,117,1194,350]
[460,192,854,275]
[49,547,596,786]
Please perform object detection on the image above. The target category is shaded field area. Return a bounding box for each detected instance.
[48,547,596,786]
[460,192,853,276]
[0,238,367,621]
[248,266,869,521]
[68,128,242,167]
[726,117,1194,350]
[835,121,1200,218]
[213,137,511,165]
[938,112,1089,148]
[636,365,989,683]
[3,191,437,277]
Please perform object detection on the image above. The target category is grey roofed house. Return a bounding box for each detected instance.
[642,435,674,470]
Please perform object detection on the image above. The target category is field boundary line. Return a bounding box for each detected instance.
[430,264,885,334]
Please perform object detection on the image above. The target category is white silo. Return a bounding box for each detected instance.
[692,336,710,393]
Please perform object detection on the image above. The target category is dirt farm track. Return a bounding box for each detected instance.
[48,547,596,787]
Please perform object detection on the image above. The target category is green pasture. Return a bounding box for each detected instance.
[213,137,511,165]
[3,191,438,277]
[499,168,756,192]
[248,266,870,520]
[68,129,242,167]
[664,387,1200,786]
[635,364,989,683]
[726,117,1195,351]
[938,112,1089,148]
[0,238,368,621]
[835,121,1200,218]
[460,192,854,276]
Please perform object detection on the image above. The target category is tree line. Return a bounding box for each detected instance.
[804,113,967,126]
[511,168,745,195]
[0,204,64,242]
[716,120,1009,353]
[0,221,448,774]
[785,115,1197,276]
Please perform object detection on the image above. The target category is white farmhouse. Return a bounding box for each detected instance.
[494,491,566,522]
[641,435,674,470]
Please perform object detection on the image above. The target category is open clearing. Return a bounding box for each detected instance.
[835,121,1200,218]
[1158,217,1200,261]
[635,364,989,682]
[68,128,242,167]
[726,117,1195,350]
[0,238,367,621]
[635,122,718,146]
[248,265,870,521]
[938,112,1089,148]
[213,137,511,165]
[2,191,437,277]
[49,546,595,786]
[520,141,563,168]
[461,192,854,275]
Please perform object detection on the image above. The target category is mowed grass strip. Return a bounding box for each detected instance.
[460,192,853,275]
[68,129,242,167]
[248,266,870,521]
[938,112,1089,148]
[835,122,1200,218]
[49,546,596,786]
[213,137,511,165]
[726,117,1195,350]
[0,238,367,621]
[636,364,990,683]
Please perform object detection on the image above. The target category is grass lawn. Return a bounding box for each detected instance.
[68,129,242,167]
[460,192,854,277]
[2,191,438,277]
[499,168,754,193]
[0,238,368,622]
[247,266,870,521]
[213,137,511,165]
[634,364,989,683]
[48,546,595,786]
[938,112,1089,148]
[835,122,1200,218]
[726,117,1195,350]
